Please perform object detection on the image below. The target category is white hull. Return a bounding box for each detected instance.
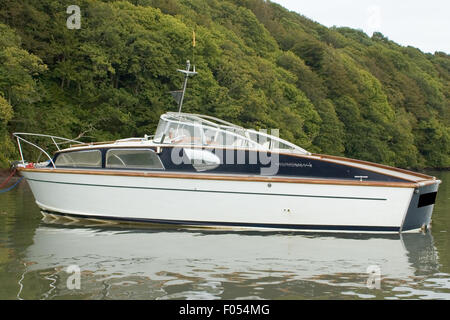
[21,170,438,233]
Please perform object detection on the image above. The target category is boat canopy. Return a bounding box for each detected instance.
[154,112,310,155]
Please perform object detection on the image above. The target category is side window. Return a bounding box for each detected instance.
[106,149,164,170]
[55,150,102,168]
[184,148,221,172]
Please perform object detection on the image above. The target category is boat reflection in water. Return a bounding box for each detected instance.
[21,214,441,299]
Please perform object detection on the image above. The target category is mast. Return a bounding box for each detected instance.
[176,60,197,113]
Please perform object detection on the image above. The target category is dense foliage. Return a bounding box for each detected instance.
[0,0,448,168]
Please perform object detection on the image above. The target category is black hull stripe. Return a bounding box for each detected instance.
[27,178,387,201]
[42,211,400,233]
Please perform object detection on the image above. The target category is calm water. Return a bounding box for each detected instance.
[0,171,449,300]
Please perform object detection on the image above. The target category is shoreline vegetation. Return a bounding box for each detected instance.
[0,0,449,170]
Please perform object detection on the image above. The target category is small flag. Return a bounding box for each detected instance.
[169,90,183,105]
[193,30,196,47]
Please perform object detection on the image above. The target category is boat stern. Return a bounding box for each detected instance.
[401,180,441,232]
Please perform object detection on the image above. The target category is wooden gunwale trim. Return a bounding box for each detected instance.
[17,167,426,188]
[418,179,441,187]
[313,153,434,181]
[55,144,431,183]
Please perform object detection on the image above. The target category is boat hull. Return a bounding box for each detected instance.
[19,169,440,233]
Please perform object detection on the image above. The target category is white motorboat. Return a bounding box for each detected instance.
[13,61,441,233]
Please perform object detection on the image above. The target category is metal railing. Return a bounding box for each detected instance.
[154,112,311,155]
[13,133,84,168]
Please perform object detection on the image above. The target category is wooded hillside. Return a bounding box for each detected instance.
[0,0,449,168]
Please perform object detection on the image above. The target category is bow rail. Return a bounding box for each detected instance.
[12,133,84,168]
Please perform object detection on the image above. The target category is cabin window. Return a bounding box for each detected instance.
[55,150,102,168]
[184,148,221,172]
[106,149,164,170]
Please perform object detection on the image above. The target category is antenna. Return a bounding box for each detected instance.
[175,60,197,113]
